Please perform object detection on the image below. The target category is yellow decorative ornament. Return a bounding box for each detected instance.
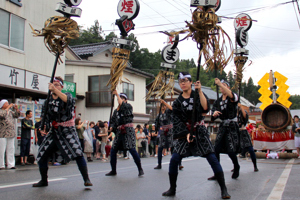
[29,16,79,63]
[274,72,292,108]
[258,73,272,111]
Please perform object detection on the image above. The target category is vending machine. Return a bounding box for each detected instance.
[15,98,43,156]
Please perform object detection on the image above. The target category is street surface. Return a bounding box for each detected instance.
[0,154,300,200]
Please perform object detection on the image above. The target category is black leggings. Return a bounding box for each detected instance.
[169,153,223,175]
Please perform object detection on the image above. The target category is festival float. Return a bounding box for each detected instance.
[254,70,296,158]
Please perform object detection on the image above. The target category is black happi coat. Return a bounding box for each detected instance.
[238,110,252,149]
[111,102,136,150]
[212,92,240,153]
[37,93,83,163]
[172,90,214,157]
[155,109,173,148]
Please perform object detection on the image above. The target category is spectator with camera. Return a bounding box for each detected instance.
[0,100,20,170]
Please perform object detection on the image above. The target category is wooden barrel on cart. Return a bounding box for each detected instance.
[261,103,291,131]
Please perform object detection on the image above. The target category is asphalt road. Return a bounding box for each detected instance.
[0,154,300,200]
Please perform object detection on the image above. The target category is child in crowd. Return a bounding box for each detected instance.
[136,125,146,157]
[85,122,95,162]
[99,121,108,161]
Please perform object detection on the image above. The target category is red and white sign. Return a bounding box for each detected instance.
[253,130,295,151]
[167,31,179,49]
[234,13,252,31]
[122,19,134,33]
[117,0,140,20]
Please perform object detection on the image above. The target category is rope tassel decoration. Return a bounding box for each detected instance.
[146,71,175,101]
[29,16,79,64]
[232,56,248,90]
[106,47,131,91]
[162,7,233,72]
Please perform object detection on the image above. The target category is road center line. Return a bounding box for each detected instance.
[0,157,200,189]
[0,178,67,189]
[267,159,295,200]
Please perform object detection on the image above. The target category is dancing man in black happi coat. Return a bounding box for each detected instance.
[33,77,92,187]
[154,100,173,169]
[208,79,240,181]
[163,72,230,199]
[237,103,258,172]
[106,91,144,176]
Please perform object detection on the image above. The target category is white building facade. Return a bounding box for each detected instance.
[65,42,153,124]
[0,0,66,99]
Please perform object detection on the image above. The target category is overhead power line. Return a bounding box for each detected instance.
[292,0,300,29]
[139,0,182,29]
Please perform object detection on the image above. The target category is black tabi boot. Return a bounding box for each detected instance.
[32,167,48,187]
[106,159,117,176]
[136,162,144,176]
[253,160,259,172]
[78,166,93,186]
[215,172,231,199]
[207,175,216,180]
[154,164,162,169]
[162,173,178,196]
[232,164,240,179]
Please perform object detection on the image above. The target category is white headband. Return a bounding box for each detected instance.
[221,79,230,87]
[178,73,192,80]
[0,100,8,109]
[53,78,63,86]
[119,93,128,100]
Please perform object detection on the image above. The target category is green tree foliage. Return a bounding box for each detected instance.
[105,32,118,42]
[71,20,299,106]
[228,71,235,88]
[70,20,119,46]
[289,95,300,109]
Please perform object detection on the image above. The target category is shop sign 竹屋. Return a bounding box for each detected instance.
[0,64,57,94]
[0,65,25,88]
[25,72,51,93]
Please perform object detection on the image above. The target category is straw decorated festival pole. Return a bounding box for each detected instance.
[232,13,252,123]
[29,0,83,128]
[232,13,252,98]
[146,34,179,133]
[106,0,140,130]
[161,0,234,138]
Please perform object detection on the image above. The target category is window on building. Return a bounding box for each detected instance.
[0,9,25,51]
[65,74,74,82]
[122,82,134,101]
[86,75,111,107]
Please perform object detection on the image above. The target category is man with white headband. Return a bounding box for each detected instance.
[162,72,231,199]
[208,78,241,181]
[0,99,20,170]
[33,76,93,187]
[106,90,144,177]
